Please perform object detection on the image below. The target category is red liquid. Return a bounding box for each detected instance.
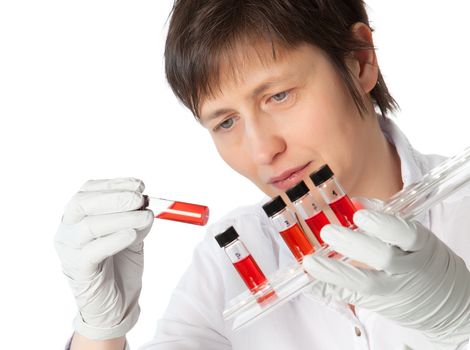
[325,249,343,259]
[233,255,268,291]
[279,223,314,262]
[305,211,330,245]
[233,256,275,303]
[256,288,276,303]
[156,201,209,226]
[329,195,357,229]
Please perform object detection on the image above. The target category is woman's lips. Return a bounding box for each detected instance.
[269,162,311,191]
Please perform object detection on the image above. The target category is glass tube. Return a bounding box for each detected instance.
[215,226,275,303]
[382,146,470,219]
[143,195,209,226]
[262,196,315,262]
[286,180,329,245]
[286,180,340,259]
[224,146,470,331]
[310,165,357,229]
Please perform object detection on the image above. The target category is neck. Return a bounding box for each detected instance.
[350,119,403,201]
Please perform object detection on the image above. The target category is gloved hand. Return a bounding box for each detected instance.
[54,178,154,340]
[303,208,470,349]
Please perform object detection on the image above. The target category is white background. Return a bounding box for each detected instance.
[0,1,469,348]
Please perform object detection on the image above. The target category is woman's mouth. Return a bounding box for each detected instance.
[269,162,312,191]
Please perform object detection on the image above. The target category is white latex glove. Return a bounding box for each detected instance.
[55,178,154,340]
[303,208,470,349]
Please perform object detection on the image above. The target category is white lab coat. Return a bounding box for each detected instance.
[136,118,470,350]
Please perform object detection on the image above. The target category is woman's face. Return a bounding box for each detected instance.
[199,43,378,198]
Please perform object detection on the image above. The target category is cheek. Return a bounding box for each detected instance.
[310,60,359,120]
[213,138,254,178]
[284,85,363,173]
[302,71,361,140]
[283,97,342,152]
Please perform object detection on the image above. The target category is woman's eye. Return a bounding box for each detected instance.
[216,117,235,131]
[270,91,289,102]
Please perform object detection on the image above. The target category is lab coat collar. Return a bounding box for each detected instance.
[378,116,430,226]
[378,116,426,188]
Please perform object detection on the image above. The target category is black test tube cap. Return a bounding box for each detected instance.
[310,164,334,186]
[285,180,310,203]
[140,195,150,209]
[215,226,239,248]
[262,196,287,218]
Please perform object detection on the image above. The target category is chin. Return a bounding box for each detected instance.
[265,187,284,199]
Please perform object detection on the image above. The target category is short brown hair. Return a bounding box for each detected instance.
[165,0,397,118]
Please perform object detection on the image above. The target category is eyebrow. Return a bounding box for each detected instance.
[251,81,280,98]
[200,108,234,126]
[200,78,289,125]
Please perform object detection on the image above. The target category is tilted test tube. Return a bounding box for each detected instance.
[143,195,209,226]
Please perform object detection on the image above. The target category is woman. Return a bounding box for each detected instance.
[56,1,470,349]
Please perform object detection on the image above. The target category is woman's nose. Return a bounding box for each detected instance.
[245,117,286,165]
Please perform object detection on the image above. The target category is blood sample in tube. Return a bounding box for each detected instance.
[215,226,275,303]
[279,225,315,261]
[329,195,357,228]
[143,195,209,226]
[285,180,340,258]
[285,180,330,245]
[233,256,268,291]
[304,213,330,245]
[262,196,314,262]
[310,165,357,229]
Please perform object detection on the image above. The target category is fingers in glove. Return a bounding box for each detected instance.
[321,224,408,273]
[68,210,154,246]
[303,254,392,299]
[63,190,146,224]
[80,177,145,193]
[305,278,354,304]
[353,210,428,252]
[82,229,137,265]
[351,197,384,211]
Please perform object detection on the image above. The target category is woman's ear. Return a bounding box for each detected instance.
[347,22,379,94]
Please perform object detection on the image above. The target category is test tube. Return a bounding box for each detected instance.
[143,195,209,226]
[310,165,357,229]
[262,196,314,262]
[285,180,342,259]
[285,180,330,246]
[215,226,274,302]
